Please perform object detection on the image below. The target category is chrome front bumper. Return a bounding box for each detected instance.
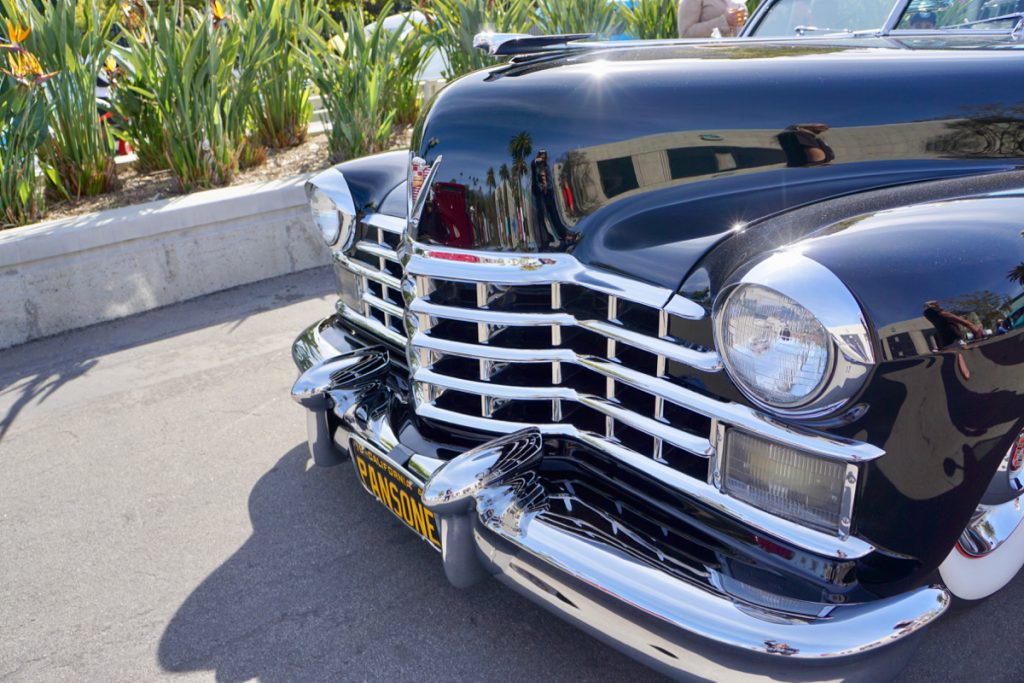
[291,318,950,682]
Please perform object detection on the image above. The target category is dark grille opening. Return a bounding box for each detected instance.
[431,355,480,380]
[433,388,483,416]
[382,285,404,307]
[366,279,384,299]
[617,300,660,337]
[492,399,554,423]
[562,327,607,357]
[429,279,478,307]
[663,400,714,439]
[352,247,378,269]
[562,365,605,397]
[560,402,605,433]
[380,230,402,250]
[490,362,554,387]
[614,383,656,418]
[387,316,404,335]
[616,344,659,376]
[615,422,655,458]
[426,318,478,343]
[383,259,403,280]
[488,325,552,349]
[660,444,709,480]
[369,306,387,327]
[561,285,609,319]
[488,284,552,312]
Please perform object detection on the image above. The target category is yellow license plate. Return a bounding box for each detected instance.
[351,441,442,551]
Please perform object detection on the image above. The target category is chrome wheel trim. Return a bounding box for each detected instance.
[939,497,1024,600]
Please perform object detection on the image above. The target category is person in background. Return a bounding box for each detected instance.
[678,0,748,38]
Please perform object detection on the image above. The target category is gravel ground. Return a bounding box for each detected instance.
[0,267,1021,682]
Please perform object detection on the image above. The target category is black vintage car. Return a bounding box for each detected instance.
[290,2,1024,680]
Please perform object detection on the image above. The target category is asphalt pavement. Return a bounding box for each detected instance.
[1,267,1021,682]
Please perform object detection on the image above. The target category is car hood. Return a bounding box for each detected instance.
[411,38,1024,293]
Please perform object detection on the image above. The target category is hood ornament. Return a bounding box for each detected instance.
[409,155,443,227]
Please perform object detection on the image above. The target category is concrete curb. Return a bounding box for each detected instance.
[0,174,330,350]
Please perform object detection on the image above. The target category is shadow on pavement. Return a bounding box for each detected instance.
[158,444,660,682]
[0,268,332,445]
[0,359,97,443]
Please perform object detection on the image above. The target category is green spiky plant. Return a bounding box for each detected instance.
[245,0,314,149]
[622,0,678,39]
[386,16,428,125]
[417,0,534,80]
[0,29,56,227]
[300,1,410,162]
[3,0,118,199]
[535,0,626,38]
[119,0,272,191]
[108,0,168,173]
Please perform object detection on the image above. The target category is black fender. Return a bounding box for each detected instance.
[684,184,1024,593]
[328,150,408,217]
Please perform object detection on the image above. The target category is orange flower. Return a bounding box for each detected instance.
[211,0,227,22]
[5,19,30,44]
[3,49,56,86]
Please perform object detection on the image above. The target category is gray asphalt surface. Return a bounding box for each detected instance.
[1,267,1021,683]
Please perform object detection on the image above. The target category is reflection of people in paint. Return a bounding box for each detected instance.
[777,124,835,167]
[530,150,572,249]
[908,10,937,29]
[923,300,983,349]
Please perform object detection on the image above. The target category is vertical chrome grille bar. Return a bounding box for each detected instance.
[377,227,390,330]
[606,295,619,438]
[477,282,492,417]
[551,283,563,422]
[653,309,669,463]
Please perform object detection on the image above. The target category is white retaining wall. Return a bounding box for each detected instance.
[0,174,330,350]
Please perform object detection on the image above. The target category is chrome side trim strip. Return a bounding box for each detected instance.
[414,402,873,558]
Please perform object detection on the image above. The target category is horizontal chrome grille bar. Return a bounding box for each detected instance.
[335,253,402,290]
[408,301,721,373]
[362,292,404,319]
[411,334,880,463]
[361,212,406,234]
[355,241,401,264]
[414,402,873,559]
[339,301,406,347]
[407,244,706,320]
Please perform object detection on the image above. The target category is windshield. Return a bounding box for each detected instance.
[750,0,895,36]
[896,0,1024,29]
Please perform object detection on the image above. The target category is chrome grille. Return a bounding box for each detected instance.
[406,246,728,483]
[335,213,407,346]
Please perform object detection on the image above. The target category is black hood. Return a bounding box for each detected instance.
[411,38,1024,292]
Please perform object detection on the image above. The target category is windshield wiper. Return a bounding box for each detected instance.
[945,12,1023,30]
[793,25,852,35]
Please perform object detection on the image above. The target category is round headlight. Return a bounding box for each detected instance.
[715,283,833,409]
[307,186,342,246]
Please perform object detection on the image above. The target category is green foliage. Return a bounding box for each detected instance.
[0,56,51,227]
[300,1,409,161]
[535,0,625,37]
[622,0,677,39]
[385,16,428,125]
[119,0,273,192]
[109,1,169,173]
[418,0,534,80]
[5,0,118,199]
[246,0,314,149]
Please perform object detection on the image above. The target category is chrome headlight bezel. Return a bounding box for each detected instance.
[712,252,875,419]
[305,168,356,250]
